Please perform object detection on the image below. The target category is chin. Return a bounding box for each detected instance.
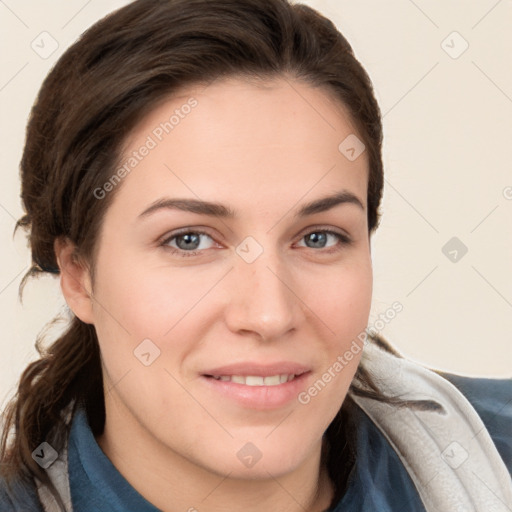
[199,435,319,480]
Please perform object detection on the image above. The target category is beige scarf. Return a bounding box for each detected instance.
[350,341,512,511]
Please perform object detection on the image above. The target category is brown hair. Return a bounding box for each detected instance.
[2,0,396,508]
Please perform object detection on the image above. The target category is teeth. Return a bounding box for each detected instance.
[246,376,264,386]
[263,375,280,386]
[212,374,296,386]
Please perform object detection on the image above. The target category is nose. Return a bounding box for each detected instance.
[223,244,302,342]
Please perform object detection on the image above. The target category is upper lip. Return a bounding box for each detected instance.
[202,362,310,377]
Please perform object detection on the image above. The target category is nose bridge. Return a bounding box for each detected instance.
[225,238,299,339]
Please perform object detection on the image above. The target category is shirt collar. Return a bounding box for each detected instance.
[67,407,160,511]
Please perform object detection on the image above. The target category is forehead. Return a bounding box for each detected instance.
[108,76,369,219]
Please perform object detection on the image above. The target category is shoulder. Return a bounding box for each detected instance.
[438,371,512,473]
[0,474,44,511]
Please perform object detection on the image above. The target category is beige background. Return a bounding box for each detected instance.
[1,0,511,407]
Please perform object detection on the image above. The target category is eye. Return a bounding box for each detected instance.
[161,229,216,257]
[160,227,352,258]
[296,229,352,253]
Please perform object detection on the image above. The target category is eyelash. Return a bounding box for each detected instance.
[160,227,352,258]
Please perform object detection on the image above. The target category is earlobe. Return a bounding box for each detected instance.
[54,237,95,324]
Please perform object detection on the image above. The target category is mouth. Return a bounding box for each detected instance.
[200,365,311,409]
[204,373,305,386]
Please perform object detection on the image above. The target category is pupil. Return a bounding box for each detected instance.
[308,232,326,248]
[179,233,199,250]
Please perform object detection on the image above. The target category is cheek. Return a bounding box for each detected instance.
[304,256,373,339]
[303,257,372,396]
[90,253,224,393]
[296,264,370,425]
[93,252,204,337]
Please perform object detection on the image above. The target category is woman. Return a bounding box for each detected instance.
[1,0,511,511]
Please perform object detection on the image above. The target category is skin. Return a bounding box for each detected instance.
[56,75,373,512]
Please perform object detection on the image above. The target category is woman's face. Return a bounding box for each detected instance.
[84,76,372,479]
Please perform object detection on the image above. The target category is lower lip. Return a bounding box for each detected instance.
[200,373,311,410]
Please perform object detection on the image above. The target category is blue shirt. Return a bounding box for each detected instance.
[1,372,511,511]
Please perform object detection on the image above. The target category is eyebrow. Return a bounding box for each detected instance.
[138,190,365,220]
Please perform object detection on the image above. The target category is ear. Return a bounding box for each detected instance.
[54,237,95,324]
